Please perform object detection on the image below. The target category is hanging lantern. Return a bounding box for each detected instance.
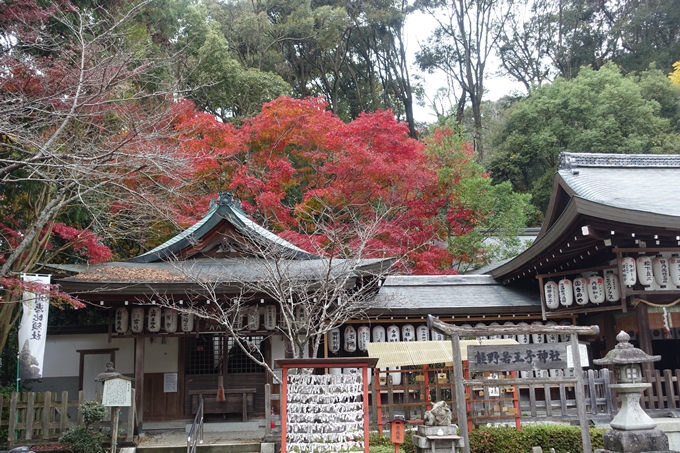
[344,326,357,352]
[389,367,402,385]
[544,281,559,309]
[653,255,670,288]
[558,279,573,307]
[248,306,260,331]
[516,322,530,344]
[620,257,637,286]
[670,254,680,287]
[489,322,501,340]
[130,307,144,333]
[387,325,400,342]
[372,325,386,343]
[503,321,516,340]
[587,275,605,304]
[402,324,415,342]
[264,305,277,331]
[604,272,621,302]
[147,306,161,332]
[573,278,589,305]
[181,313,194,332]
[329,328,341,353]
[114,307,129,334]
[636,255,654,286]
[416,325,430,341]
[545,321,558,343]
[559,320,571,342]
[474,322,488,340]
[357,326,370,351]
[432,329,445,341]
[531,321,545,344]
[163,309,177,333]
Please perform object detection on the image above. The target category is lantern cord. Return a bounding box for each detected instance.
[630,297,680,309]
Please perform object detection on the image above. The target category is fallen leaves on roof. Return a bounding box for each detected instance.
[72,267,186,282]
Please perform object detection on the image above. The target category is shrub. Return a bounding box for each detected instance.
[59,425,105,453]
[80,400,107,426]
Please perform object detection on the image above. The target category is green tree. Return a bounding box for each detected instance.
[489,63,680,214]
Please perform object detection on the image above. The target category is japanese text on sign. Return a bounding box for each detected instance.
[468,343,568,372]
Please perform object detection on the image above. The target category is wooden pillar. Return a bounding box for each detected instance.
[602,311,618,353]
[134,337,145,427]
[636,302,655,378]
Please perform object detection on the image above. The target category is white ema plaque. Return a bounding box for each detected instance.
[102,378,132,407]
[164,372,178,393]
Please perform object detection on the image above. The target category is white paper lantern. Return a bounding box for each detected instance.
[181,313,194,332]
[416,325,430,341]
[544,281,559,309]
[163,309,177,333]
[329,328,341,353]
[147,306,161,332]
[432,329,445,341]
[489,322,501,340]
[636,255,654,286]
[573,277,589,305]
[620,257,636,286]
[372,325,386,343]
[503,321,516,340]
[531,321,544,344]
[604,272,621,302]
[114,307,129,333]
[264,305,277,330]
[545,321,559,343]
[130,307,144,333]
[587,275,605,304]
[670,254,680,287]
[357,326,370,352]
[475,322,488,340]
[389,367,402,385]
[516,322,530,344]
[344,326,357,352]
[247,306,260,331]
[653,255,670,288]
[387,325,400,342]
[558,279,573,307]
[559,320,571,342]
[402,324,415,342]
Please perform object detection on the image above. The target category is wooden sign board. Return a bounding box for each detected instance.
[102,378,132,407]
[468,343,568,372]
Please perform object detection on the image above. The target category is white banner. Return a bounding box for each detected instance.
[18,274,51,380]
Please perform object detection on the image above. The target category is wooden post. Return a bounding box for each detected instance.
[111,406,120,453]
[451,334,470,453]
[571,334,592,453]
[134,337,145,426]
[636,302,655,378]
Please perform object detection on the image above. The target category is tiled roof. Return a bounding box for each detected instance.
[370,275,540,315]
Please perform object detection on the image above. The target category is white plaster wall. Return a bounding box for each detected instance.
[42,334,135,377]
[144,337,178,373]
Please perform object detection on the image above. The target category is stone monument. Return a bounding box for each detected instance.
[412,401,462,453]
[593,331,678,453]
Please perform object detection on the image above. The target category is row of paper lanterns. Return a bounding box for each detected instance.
[619,254,680,288]
[327,320,570,354]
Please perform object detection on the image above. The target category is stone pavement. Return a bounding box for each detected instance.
[137,420,265,448]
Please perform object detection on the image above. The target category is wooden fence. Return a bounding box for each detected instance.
[642,369,680,414]
[0,390,136,448]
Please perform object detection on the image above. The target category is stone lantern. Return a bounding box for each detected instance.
[593,331,676,453]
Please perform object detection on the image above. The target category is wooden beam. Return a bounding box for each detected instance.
[134,337,145,426]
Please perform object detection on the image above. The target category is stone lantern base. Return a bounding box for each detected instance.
[595,428,680,453]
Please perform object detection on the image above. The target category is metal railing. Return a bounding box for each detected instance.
[187,398,204,453]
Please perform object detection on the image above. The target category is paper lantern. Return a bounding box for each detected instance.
[390,367,402,385]
[573,277,589,305]
[344,326,357,352]
[620,257,637,286]
[387,325,400,342]
[432,329,445,341]
[516,322,530,344]
[604,272,621,302]
[558,279,573,307]
[587,275,605,304]
[503,321,516,340]
[559,320,571,342]
[636,255,654,286]
[531,321,544,344]
[402,324,415,342]
[544,281,559,309]
[653,255,670,288]
[545,321,558,343]
[247,306,260,331]
[474,322,488,340]
[181,313,194,332]
[489,322,501,340]
[372,325,386,343]
[130,307,144,333]
[163,309,177,333]
[264,305,277,330]
[114,307,129,334]
[670,254,680,286]
[357,326,370,351]
[329,328,341,353]
[416,325,430,341]
[147,306,161,333]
